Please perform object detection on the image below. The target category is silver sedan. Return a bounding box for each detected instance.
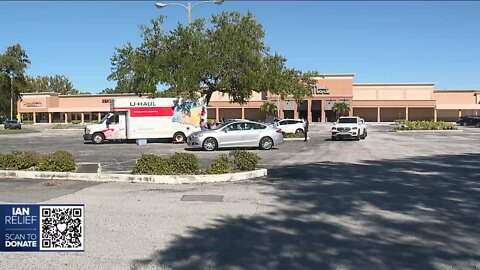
[187,121,284,151]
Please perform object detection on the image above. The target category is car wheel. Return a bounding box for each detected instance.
[173,132,186,143]
[331,136,337,141]
[295,128,304,134]
[355,133,360,141]
[92,133,105,144]
[202,137,217,151]
[259,137,274,150]
[361,129,367,139]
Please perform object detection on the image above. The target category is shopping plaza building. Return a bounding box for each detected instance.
[17,74,480,124]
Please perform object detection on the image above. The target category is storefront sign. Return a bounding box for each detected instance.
[311,86,330,95]
[23,101,43,108]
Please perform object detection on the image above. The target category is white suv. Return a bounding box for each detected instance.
[274,119,305,134]
[331,116,367,141]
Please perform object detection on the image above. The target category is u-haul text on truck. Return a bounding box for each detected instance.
[83,97,207,144]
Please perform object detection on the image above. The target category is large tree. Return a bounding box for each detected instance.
[25,75,79,95]
[0,44,30,120]
[108,12,318,104]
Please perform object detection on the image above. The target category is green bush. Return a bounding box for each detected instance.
[37,151,76,172]
[90,120,99,124]
[206,154,232,174]
[51,124,70,129]
[169,153,199,174]
[395,120,457,131]
[231,150,261,171]
[71,120,81,125]
[22,120,34,125]
[0,151,41,170]
[132,154,175,175]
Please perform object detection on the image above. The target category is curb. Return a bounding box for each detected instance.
[0,169,267,184]
[391,129,462,133]
[284,137,310,141]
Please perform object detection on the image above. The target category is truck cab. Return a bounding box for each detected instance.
[331,116,367,141]
[84,112,127,144]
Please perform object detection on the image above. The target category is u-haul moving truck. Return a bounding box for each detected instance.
[83,97,206,144]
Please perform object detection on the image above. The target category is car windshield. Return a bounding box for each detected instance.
[338,118,358,124]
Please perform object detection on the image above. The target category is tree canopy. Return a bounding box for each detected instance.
[25,75,79,95]
[108,12,318,104]
[0,44,30,120]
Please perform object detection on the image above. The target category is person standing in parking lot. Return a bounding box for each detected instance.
[304,119,309,142]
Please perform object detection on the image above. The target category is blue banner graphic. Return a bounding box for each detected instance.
[0,204,84,252]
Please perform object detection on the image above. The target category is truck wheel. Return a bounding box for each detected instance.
[92,133,105,144]
[173,132,186,143]
[295,128,304,134]
[202,137,217,151]
[259,137,274,150]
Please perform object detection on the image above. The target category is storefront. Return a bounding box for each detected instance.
[18,74,480,124]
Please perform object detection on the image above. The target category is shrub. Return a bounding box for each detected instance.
[395,120,457,131]
[169,153,199,174]
[37,151,76,172]
[231,150,261,171]
[132,154,174,175]
[51,124,70,129]
[90,120,99,124]
[0,151,41,170]
[71,120,81,125]
[22,120,34,125]
[206,154,232,174]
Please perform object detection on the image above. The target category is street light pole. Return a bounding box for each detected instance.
[187,1,192,25]
[155,0,224,26]
[10,75,13,120]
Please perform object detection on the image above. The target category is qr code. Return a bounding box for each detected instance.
[40,205,84,251]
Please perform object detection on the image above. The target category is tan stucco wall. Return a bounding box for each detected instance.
[18,94,137,113]
[434,91,480,110]
[353,84,434,101]
[434,91,477,104]
[312,75,354,97]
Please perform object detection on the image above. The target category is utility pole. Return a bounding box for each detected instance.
[187,1,192,25]
[10,75,13,120]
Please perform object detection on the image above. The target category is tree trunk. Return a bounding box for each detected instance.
[204,89,214,105]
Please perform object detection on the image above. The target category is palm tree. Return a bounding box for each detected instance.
[260,102,278,117]
[332,102,350,120]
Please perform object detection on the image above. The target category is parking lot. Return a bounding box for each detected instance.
[1,123,480,172]
[1,124,480,269]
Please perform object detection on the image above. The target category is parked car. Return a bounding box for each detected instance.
[187,120,283,151]
[3,120,21,130]
[273,119,305,134]
[331,116,367,141]
[456,116,480,127]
